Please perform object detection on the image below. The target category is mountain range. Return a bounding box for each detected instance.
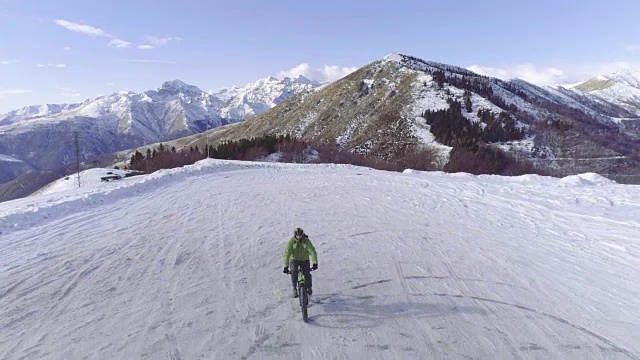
[1,53,639,201]
[152,54,639,181]
[0,75,320,184]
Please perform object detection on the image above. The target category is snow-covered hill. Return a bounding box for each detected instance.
[568,69,640,118]
[1,159,638,359]
[29,167,141,197]
[0,76,318,183]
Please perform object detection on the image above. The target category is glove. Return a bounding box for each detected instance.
[312,263,318,270]
[283,266,289,274]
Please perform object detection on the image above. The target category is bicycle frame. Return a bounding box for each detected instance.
[297,270,306,286]
[296,268,313,322]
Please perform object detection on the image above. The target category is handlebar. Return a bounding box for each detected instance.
[284,267,316,274]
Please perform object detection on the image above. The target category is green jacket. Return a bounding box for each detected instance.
[283,236,318,266]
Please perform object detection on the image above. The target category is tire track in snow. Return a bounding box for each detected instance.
[436,247,520,359]
[395,262,439,356]
[0,279,26,301]
[418,292,639,360]
[158,228,184,360]
[16,238,117,357]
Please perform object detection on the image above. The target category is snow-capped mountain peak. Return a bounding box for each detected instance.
[158,79,205,97]
[606,68,640,88]
[0,103,80,126]
[290,74,319,85]
[566,67,640,117]
[212,74,320,120]
[383,53,404,63]
[572,69,640,92]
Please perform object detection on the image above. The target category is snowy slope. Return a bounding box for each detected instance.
[1,160,638,359]
[29,168,140,197]
[608,69,640,88]
[586,83,640,117]
[567,69,640,117]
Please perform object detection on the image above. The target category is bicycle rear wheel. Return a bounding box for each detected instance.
[300,287,308,322]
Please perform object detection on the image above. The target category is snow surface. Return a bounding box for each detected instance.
[607,69,640,88]
[493,136,540,159]
[30,168,138,197]
[383,53,404,63]
[588,82,640,118]
[336,124,355,147]
[1,160,639,359]
[405,72,452,162]
[563,69,640,119]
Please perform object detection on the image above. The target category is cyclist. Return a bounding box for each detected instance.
[283,227,318,297]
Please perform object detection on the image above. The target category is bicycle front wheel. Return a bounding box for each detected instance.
[300,288,308,322]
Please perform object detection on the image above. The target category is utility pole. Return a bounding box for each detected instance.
[205,116,210,158]
[73,131,82,188]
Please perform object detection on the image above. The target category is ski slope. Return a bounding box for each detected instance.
[1,160,639,359]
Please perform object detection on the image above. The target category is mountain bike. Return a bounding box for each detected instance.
[286,267,315,323]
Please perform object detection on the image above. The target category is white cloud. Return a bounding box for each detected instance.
[1,60,19,65]
[37,63,73,69]
[0,89,32,95]
[53,19,111,37]
[53,19,133,50]
[467,61,640,86]
[624,43,640,52]
[581,62,634,76]
[140,35,183,48]
[467,64,568,86]
[276,63,358,83]
[63,46,72,51]
[124,59,176,64]
[108,39,132,49]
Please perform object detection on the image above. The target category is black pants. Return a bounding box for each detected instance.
[290,259,312,290]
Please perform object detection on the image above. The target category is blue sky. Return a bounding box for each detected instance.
[1,0,639,113]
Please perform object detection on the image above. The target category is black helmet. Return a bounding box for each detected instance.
[294,227,304,239]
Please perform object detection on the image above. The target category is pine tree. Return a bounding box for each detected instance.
[432,70,446,88]
[463,90,473,113]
